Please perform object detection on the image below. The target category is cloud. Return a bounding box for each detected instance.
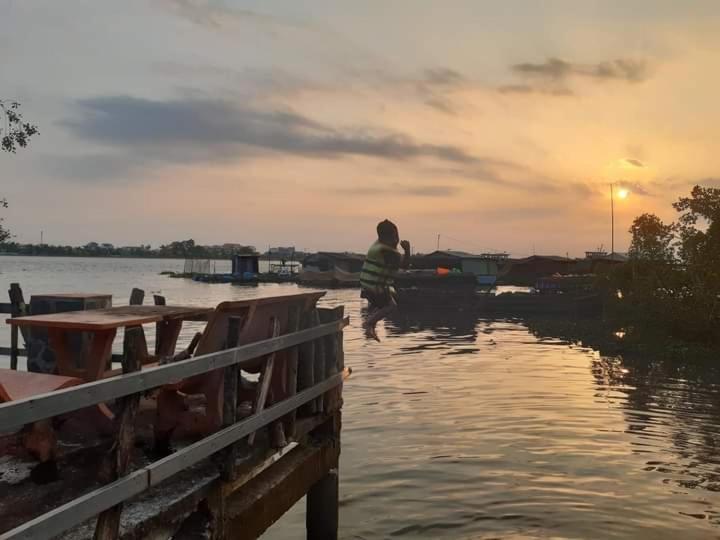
[512,57,649,83]
[161,0,304,30]
[616,181,651,196]
[59,95,527,184]
[423,97,457,115]
[423,68,464,87]
[339,183,460,197]
[624,158,644,168]
[497,84,574,96]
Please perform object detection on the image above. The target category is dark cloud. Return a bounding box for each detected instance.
[62,96,481,162]
[162,0,305,30]
[339,183,460,197]
[512,57,649,83]
[423,68,464,86]
[423,97,457,115]
[497,84,574,96]
[59,95,528,185]
[624,158,644,168]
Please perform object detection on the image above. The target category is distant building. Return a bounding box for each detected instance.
[268,246,297,259]
[413,250,509,286]
[502,255,576,285]
[231,253,260,276]
[301,252,365,274]
[220,243,257,253]
[576,252,628,274]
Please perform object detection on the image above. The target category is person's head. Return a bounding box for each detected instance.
[376,219,399,247]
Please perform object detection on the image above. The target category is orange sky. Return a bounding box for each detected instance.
[2,1,720,255]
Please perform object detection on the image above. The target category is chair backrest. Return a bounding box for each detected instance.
[195,292,326,363]
[129,288,145,306]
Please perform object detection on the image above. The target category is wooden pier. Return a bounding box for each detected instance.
[0,292,348,540]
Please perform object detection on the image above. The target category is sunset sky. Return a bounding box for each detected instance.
[2,1,720,255]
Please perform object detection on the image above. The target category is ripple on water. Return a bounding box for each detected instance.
[3,260,720,539]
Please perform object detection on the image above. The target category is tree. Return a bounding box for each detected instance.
[1,101,39,153]
[672,185,720,268]
[2,101,39,243]
[0,198,9,244]
[628,213,675,262]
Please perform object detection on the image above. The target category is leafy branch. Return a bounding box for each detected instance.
[1,100,39,153]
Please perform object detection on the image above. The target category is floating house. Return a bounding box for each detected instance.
[298,252,364,287]
[231,253,260,276]
[501,255,576,285]
[412,251,508,287]
[574,251,628,275]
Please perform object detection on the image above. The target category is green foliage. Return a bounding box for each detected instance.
[1,101,39,153]
[628,213,675,263]
[605,186,720,346]
[0,198,9,244]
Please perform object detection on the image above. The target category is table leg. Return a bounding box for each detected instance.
[87,329,117,381]
[156,319,183,358]
[47,328,83,378]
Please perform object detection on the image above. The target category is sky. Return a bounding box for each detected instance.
[2,0,720,256]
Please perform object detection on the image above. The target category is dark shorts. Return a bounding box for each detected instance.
[361,288,398,309]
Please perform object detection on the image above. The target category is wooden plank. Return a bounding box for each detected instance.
[225,441,340,540]
[219,317,241,481]
[284,305,301,437]
[297,310,316,416]
[248,318,281,446]
[147,372,344,486]
[6,306,215,331]
[153,296,166,357]
[319,307,344,411]
[312,310,326,412]
[93,327,144,539]
[7,284,29,350]
[0,370,82,401]
[9,326,18,370]
[0,318,348,430]
[128,288,144,306]
[0,374,344,540]
[24,293,111,301]
[0,470,148,540]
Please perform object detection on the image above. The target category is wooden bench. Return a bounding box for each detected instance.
[0,369,82,402]
[0,369,84,475]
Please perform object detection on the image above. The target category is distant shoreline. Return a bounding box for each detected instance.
[0,253,306,261]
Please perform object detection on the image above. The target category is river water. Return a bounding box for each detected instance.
[2,256,720,539]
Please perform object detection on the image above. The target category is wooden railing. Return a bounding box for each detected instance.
[0,312,348,540]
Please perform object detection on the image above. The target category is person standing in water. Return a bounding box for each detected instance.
[360,219,411,341]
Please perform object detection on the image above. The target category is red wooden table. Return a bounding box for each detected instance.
[7,305,213,381]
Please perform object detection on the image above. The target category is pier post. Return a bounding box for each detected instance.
[306,467,339,540]
[93,327,143,540]
[220,316,241,480]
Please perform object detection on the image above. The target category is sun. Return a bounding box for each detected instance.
[617,188,629,199]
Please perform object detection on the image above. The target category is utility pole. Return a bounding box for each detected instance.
[437,234,440,251]
[40,230,43,245]
[610,183,615,261]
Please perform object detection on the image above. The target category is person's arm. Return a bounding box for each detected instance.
[400,240,411,269]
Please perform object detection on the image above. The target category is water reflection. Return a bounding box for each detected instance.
[529,317,720,524]
[385,307,480,356]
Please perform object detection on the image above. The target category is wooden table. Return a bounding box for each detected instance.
[7,305,213,381]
